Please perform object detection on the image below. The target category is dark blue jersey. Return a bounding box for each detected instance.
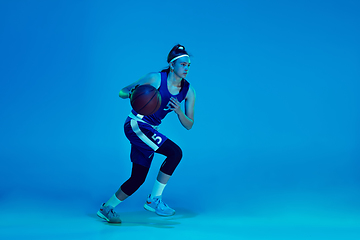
[131,71,190,126]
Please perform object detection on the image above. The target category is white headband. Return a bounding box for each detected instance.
[170,54,189,63]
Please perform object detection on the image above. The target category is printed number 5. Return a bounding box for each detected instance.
[152,134,162,145]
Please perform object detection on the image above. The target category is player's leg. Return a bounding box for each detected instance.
[119,162,150,198]
[98,119,160,223]
[97,162,149,223]
[144,139,182,216]
[155,138,183,195]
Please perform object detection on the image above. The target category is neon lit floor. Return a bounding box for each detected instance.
[1,192,360,240]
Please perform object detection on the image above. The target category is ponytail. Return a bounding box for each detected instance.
[167,44,190,63]
[161,44,190,73]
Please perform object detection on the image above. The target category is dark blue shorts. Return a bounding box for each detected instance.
[124,117,168,168]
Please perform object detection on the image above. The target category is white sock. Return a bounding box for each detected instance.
[104,194,122,208]
[151,180,167,198]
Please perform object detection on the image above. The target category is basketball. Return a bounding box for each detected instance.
[130,85,162,115]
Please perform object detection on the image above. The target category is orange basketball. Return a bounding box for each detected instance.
[130,85,161,115]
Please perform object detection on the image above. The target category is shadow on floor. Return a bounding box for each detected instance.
[88,208,198,229]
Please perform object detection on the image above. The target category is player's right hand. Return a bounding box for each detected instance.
[128,85,140,98]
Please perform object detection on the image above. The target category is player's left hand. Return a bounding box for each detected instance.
[169,97,181,114]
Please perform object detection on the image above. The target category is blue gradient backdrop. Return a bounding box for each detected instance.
[1,0,359,227]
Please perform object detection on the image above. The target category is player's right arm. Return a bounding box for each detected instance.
[119,72,161,99]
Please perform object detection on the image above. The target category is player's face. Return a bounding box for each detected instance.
[172,56,191,78]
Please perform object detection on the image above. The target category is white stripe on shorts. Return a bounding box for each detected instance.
[130,119,159,151]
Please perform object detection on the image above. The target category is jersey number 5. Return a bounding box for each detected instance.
[152,134,162,145]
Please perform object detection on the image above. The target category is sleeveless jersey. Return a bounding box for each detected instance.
[131,71,190,126]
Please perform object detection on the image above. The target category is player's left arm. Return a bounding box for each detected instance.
[169,86,196,130]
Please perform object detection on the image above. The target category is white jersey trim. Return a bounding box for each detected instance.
[129,112,159,130]
[130,119,159,151]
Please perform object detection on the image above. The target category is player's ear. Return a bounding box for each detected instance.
[170,63,174,72]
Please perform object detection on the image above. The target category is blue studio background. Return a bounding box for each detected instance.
[1,0,359,223]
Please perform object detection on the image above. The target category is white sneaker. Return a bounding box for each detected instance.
[97,203,122,223]
[144,195,175,216]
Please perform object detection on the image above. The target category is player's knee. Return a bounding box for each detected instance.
[165,141,183,162]
[173,145,183,163]
[161,146,182,175]
[166,143,182,165]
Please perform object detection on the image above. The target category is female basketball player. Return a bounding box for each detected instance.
[97,44,196,223]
